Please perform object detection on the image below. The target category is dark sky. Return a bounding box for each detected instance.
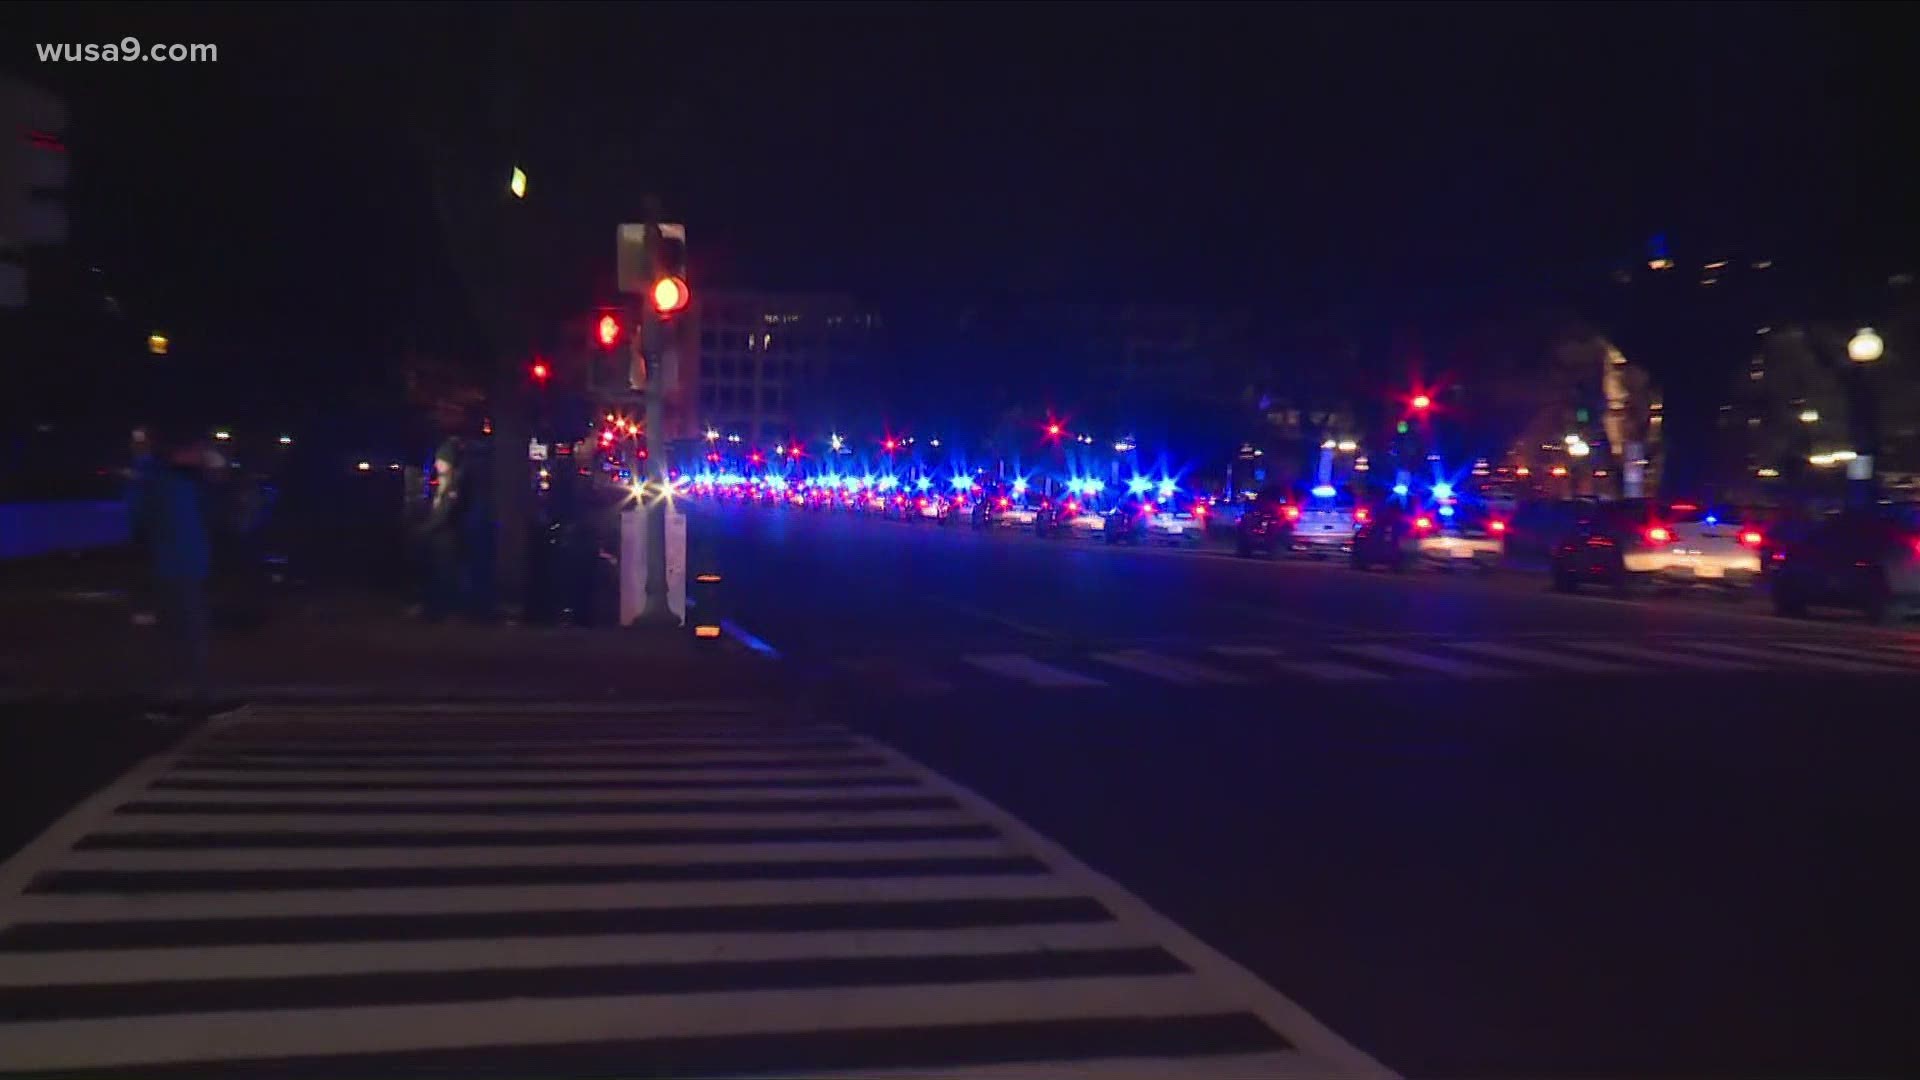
[10,3,1913,395]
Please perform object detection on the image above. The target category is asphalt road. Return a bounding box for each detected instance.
[709,503,1920,1078]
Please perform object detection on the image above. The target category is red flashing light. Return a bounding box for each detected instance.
[1283,505,1301,522]
[1354,507,1371,524]
[1646,526,1673,544]
[883,438,897,452]
[998,497,1010,508]
[1192,503,1208,516]
[1065,500,1080,513]
[1414,515,1433,531]
[596,313,621,348]
[1047,423,1063,437]
[651,276,690,316]
[1739,529,1763,547]
[917,497,930,509]
[529,360,551,382]
[1411,393,1432,411]
[1490,519,1508,533]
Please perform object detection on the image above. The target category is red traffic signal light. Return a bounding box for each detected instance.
[596,313,622,348]
[1410,393,1432,411]
[1047,423,1062,437]
[530,360,551,383]
[651,275,690,316]
[883,438,897,452]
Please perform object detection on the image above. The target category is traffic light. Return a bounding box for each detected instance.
[1411,393,1432,412]
[596,311,622,349]
[530,359,551,383]
[651,275,690,318]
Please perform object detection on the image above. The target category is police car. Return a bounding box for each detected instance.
[1290,488,1357,557]
[1627,502,1765,588]
[1416,505,1507,571]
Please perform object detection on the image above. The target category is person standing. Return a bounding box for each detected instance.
[135,429,214,718]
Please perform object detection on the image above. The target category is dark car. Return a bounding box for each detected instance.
[1103,494,1153,544]
[1548,499,1662,592]
[1233,486,1295,557]
[1769,503,1920,623]
[1349,503,1419,571]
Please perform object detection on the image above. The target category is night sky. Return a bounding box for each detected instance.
[9,3,1913,419]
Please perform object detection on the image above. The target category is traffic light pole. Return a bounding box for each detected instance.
[637,202,673,626]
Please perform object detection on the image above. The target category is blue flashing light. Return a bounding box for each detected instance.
[1157,479,1178,500]
[1431,480,1454,501]
[1011,477,1029,495]
[1312,484,1338,499]
[915,476,933,492]
[1704,514,1718,526]
[949,475,973,492]
[877,475,899,492]
[1086,478,1106,494]
[1127,476,1153,496]
[1439,504,1456,518]
[1392,483,1410,496]
[766,476,788,492]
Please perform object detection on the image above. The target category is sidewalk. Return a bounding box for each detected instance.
[0,551,778,705]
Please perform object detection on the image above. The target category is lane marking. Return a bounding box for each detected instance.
[1088,650,1249,686]
[87,808,981,835]
[0,921,1154,988]
[962,654,1107,689]
[1207,645,1284,659]
[52,839,1015,873]
[862,738,1392,1077]
[1670,640,1915,675]
[0,975,1240,1073]
[1332,643,1515,679]
[1562,641,1756,671]
[1443,640,1634,675]
[2,874,1084,923]
[1274,660,1387,682]
[1768,640,1920,669]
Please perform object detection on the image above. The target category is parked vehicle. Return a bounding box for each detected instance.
[1769,503,1920,623]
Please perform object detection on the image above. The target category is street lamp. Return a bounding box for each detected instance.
[704,428,719,442]
[1848,327,1884,363]
[508,166,527,199]
[1336,440,1358,452]
[1798,409,1819,424]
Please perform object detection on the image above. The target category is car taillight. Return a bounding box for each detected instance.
[1354,508,1370,524]
[998,497,1010,508]
[1282,506,1301,522]
[1489,520,1507,533]
[1739,529,1763,547]
[917,497,929,508]
[1065,500,1079,513]
[1192,503,1207,516]
[1414,515,1433,531]
[1645,526,1672,544]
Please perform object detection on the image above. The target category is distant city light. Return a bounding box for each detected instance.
[1550,465,1569,477]
[1321,439,1337,450]
[146,332,169,356]
[1757,467,1781,478]
[1799,409,1819,424]
[213,430,231,442]
[1568,440,1591,458]
[705,428,720,441]
[830,433,845,451]
[1411,394,1432,411]
[355,461,371,472]
[1336,440,1358,452]
[277,435,292,446]
[509,166,527,199]
[929,438,942,448]
[1648,256,1674,271]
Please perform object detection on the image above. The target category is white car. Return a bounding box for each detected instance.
[1143,509,1204,544]
[1290,506,1355,556]
[1417,510,1506,570]
[1623,504,1764,587]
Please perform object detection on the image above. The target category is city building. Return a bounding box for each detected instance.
[694,290,881,446]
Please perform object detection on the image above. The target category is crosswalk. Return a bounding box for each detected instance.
[849,634,1920,696]
[0,705,1383,1078]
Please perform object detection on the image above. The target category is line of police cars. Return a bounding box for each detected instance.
[693,470,1920,624]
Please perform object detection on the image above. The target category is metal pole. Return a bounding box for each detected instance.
[639,199,673,624]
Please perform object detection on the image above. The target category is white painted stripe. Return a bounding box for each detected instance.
[860,744,1391,1077]
[963,653,1107,689]
[1563,641,1755,670]
[1274,660,1388,682]
[0,921,1148,987]
[130,786,929,807]
[215,702,763,720]
[2,874,1081,923]
[194,738,861,756]
[1089,650,1248,685]
[161,766,909,785]
[1769,640,1920,668]
[1207,644,1284,659]
[180,749,876,768]
[1444,641,1634,675]
[52,838,1015,873]
[89,807,978,834]
[1332,643,1515,679]
[1673,640,1914,674]
[0,974,1234,1072]
[820,1049,1334,1079]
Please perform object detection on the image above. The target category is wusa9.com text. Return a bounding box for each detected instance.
[38,39,217,63]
